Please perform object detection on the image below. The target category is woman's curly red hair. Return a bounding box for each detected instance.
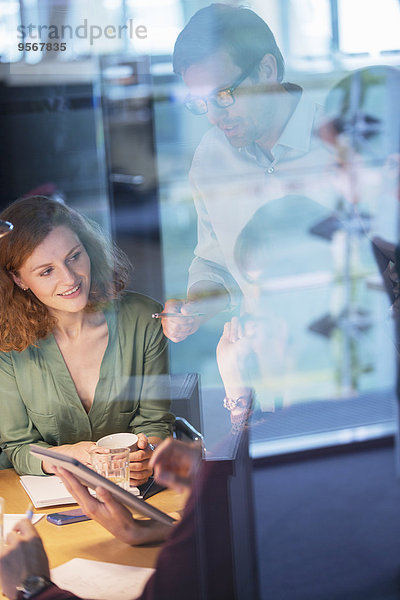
[0,196,131,352]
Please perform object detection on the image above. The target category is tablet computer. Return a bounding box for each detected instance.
[30,445,176,527]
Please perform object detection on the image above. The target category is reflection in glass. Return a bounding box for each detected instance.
[0,220,13,239]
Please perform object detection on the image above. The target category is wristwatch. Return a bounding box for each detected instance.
[16,575,53,599]
[223,390,254,412]
[223,396,247,411]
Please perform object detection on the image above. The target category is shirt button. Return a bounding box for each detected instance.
[267,166,275,174]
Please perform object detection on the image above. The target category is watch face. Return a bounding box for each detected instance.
[18,575,52,599]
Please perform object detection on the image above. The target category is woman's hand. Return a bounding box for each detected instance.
[149,438,201,493]
[42,441,96,474]
[128,434,161,487]
[55,467,171,546]
[0,520,50,600]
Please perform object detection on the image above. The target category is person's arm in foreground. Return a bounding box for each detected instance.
[56,438,201,544]
[0,439,201,600]
[0,490,167,600]
[0,519,50,600]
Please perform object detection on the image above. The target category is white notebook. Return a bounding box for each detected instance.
[20,475,79,508]
[20,475,139,508]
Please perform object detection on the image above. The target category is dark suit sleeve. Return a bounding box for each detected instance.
[34,461,235,600]
[140,459,235,600]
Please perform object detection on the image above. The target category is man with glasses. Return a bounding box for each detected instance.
[162,3,332,343]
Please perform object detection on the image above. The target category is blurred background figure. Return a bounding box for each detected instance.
[216,195,333,414]
[318,65,400,402]
[161,4,332,344]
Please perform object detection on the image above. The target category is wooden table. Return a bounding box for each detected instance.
[0,468,187,598]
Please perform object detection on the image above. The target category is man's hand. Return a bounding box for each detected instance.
[55,467,171,546]
[216,316,256,399]
[0,520,50,600]
[128,433,159,487]
[161,283,230,343]
[149,438,202,493]
[161,299,202,343]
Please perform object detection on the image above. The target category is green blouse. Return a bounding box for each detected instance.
[0,292,174,475]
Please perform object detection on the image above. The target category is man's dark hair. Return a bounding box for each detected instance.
[173,3,285,81]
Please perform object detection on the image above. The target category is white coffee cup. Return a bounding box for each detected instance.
[96,432,138,452]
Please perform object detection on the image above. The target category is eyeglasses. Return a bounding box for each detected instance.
[184,64,256,116]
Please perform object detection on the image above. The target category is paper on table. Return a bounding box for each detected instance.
[3,514,45,539]
[51,558,155,600]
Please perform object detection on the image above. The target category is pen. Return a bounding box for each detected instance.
[152,312,205,319]
[26,503,34,521]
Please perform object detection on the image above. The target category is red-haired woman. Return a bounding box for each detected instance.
[0,196,174,482]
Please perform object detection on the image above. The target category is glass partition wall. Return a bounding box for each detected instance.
[1,0,400,456]
[153,1,400,456]
[1,2,400,598]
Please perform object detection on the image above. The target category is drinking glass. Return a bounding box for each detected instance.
[89,447,130,490]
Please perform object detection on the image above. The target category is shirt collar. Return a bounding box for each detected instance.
[276,85,314,155]
[243,84,318,168]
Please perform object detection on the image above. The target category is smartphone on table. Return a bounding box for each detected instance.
[47,508,91,526]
